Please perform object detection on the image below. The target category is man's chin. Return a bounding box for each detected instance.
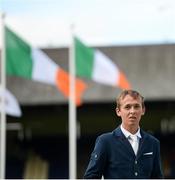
[128,121,139,126]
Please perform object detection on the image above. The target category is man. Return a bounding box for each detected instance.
[84,90,163,179]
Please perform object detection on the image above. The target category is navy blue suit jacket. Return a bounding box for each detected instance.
[84,126,163,179]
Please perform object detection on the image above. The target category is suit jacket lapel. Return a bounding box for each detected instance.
[137,129,148,158]
[113,126,135,157]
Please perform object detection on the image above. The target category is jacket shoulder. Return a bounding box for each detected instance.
[96,132,114,144]
[142,130,160,144]
[98,132,113,139]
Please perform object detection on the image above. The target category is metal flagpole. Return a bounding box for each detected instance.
[68,25,77,179]
[0,12,6,179]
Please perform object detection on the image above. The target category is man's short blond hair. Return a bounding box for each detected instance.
[116,90,145,109]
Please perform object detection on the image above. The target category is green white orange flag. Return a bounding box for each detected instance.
[5,26,87,105]
[74,37,131,90]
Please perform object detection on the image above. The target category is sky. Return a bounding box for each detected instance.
[1,0,175,48]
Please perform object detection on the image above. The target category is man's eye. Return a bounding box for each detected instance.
[135,105,141,109]
[125,106,130,109]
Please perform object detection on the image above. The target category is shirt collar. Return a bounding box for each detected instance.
[120,124,142,139]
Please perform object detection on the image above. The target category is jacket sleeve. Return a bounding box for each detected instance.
[151,140,164,178]
[84,135,107,179]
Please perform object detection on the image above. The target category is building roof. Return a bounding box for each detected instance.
[5,43,175,105]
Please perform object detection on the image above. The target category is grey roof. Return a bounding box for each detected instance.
[3,43,175,105]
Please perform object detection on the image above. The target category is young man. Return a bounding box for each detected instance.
[84,90,163,179]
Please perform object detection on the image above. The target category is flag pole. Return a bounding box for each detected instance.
[68,24,77,179]
[0,12,6,179]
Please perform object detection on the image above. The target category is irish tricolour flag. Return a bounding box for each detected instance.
[75,37,131,90]
[5,26,87,105]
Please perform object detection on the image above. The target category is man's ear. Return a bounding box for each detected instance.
[116,107,121,117]
[142,107,146,115]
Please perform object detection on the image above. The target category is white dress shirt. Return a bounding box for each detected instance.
[120,125,141,155]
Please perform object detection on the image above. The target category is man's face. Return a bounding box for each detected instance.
[116,94,145,130]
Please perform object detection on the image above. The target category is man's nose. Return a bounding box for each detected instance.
[130,106,135,113]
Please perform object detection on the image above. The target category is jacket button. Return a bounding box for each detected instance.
[135,160,137,164]
[135,172,138,176]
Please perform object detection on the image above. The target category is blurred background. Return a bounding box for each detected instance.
[1,0,175,178]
